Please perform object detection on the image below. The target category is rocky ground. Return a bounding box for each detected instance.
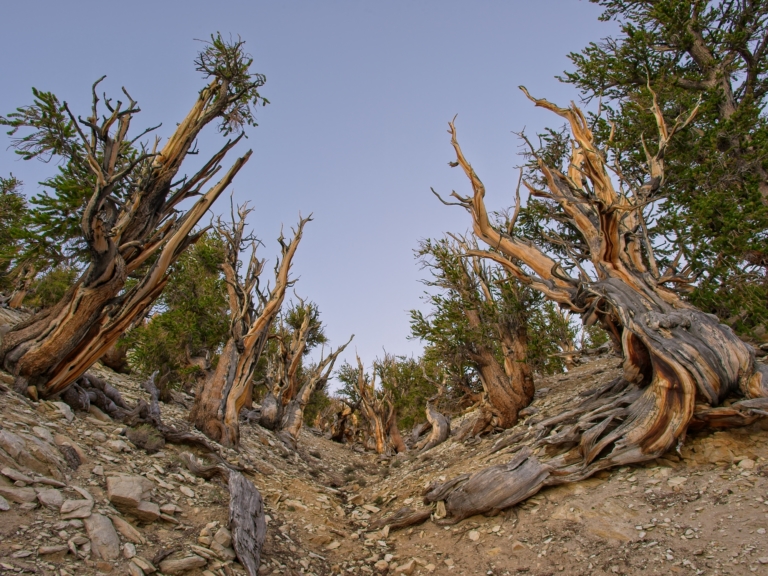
[0,308,767,576]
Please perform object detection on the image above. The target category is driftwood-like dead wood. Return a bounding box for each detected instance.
[178,452,266,574]
[228,470,267,576]
[369,507,432,531]
[428,89,768,522]
[423,446,550,523]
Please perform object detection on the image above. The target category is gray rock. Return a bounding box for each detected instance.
[37,488,64,509]
[128,562,145,576]
[60,498,93,519]
[213,527,232,548]
[84,513,121,561]
[110,515,145,544]
[0,494,9,511]
[124,542,136,559]
[38,545,68,555]
[134,500,160,522]
[0,485,37,503]
[106,475,154,509]
[1,466,33,483]
[159,555,207,574]
[32,427,54,444]
[132,556,156,574]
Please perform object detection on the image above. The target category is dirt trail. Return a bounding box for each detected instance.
[1,350,767,576]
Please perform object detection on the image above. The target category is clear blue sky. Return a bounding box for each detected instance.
[0,1,616,377]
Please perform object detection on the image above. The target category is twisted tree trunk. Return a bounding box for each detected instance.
[1,42,265,399]
[426,88,768,522]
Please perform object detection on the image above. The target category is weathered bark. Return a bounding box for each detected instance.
[228,469,267,576]
[277,335,353,448]
[190,209,309,447]
[1,47,265,399]
[428,89,768,521]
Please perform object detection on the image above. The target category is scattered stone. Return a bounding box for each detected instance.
[128,562,145,576]
[213,527,232,548]
[374,560,389,571]
[444,558,454,567]
[160,503,181,515]
[60,498,93,519]
[179,486,195,498]
[326,540,341,550]
[363,504,381,513]
[89,405,112,422]
[110,515,145,544]
[106,475,154,509]
[51,402,74,422]
[0,485,37,503]
[738,458,756,470]
[133,500,160,522]
[32,426,54,444]
[0,495,9,511]
[11,550,33,559]
[92,465,104,476]
[158,555,207,574]
[468,530,480,541]
[131,556,156,574]
[1,466,33,483]
[309,534,332,547]
[92,432,107,443]
[84,513,121,561]
[510,540,526,552]
[210,540,236,561]
[124,542,136,559]
[37,488,64,510]
[38,545,68,555]
[395,559,416,574]
[350,494,364,506]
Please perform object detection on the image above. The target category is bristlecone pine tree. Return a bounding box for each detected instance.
[425,88,768,522]
[258,301,353,448]
[412,237,535,436]
[190,204,309,447]
[354,355,408,455]
[0,35,267,399]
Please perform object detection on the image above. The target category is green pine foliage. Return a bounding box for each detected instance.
[125,233,230,388]
[0,176,28,291]
[562,0,768,336]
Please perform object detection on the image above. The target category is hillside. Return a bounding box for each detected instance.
[1,335,767,576]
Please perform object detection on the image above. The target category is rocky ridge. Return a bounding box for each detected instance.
[1,309,767,575]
